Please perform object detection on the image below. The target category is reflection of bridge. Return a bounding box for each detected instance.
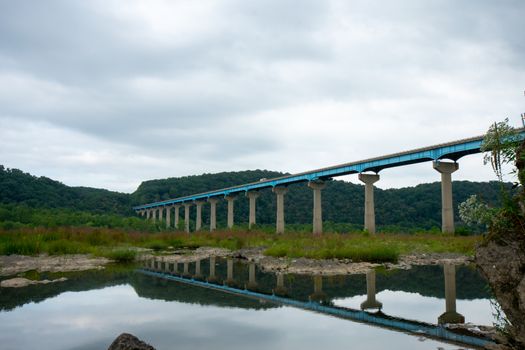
[133,131,523,234]
[139,258,493,349]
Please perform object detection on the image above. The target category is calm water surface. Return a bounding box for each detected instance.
[0,260,496,350]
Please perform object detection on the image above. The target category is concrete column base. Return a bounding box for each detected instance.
[433,161,459,234]
[359,173,380,234]
[273,186,288,234]
[225,195,237,229]
[174,205,181,230]
[208,198,219,231]
[246,191,260,229]
[308,181,326,235]
[194,201,204,231]
[183,203,191,233]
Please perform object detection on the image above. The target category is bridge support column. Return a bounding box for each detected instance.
[225,195,237,229]
[174,205,180,229]
[360,270,382,310]
[308,181,326,234]
[146,209,151,220]
[152,208,157,222]
[183,203,191,233]
[195,201,204,231]
[433,161,459,234]
[359,173,380,234]
[158,207,164,223]
[272,186,288,234]
[208,198,218,231]
[165,206,171,229]
[438,264,465,324]
[246,191,260,229]
[183,262,189,277]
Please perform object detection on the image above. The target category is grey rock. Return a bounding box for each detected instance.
[108,333,155,350]
[476,240,525,348]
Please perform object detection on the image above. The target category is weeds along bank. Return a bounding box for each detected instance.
[0,227,481,264]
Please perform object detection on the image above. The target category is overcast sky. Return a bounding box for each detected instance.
[0,0,524,193]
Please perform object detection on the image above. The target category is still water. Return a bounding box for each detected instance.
[0,259,496,350]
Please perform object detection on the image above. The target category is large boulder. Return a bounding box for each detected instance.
[108,333,155,350]
[476,240,525,348]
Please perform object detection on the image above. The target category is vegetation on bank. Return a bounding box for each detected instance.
[0,227,481,263]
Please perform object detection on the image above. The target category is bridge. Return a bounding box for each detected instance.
[133,131,522,234]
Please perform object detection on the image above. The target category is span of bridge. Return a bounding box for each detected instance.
[134,130,524,234]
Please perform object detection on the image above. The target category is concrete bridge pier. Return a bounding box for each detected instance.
[360,270,383,310]
[146,209,151,220]
[172,261,179,275]
[195,201,204,231]
[183,262,190,277]
[308,181,326,235]
[208,198,218,231]
[183,203,191,233]
[158,207,164,224]
[358,173,380,234]
[246,262,258,290]
[173,205,180,229]
[225,195,237,229]
[273,186,288,234]
[273,273,288,296]
[433,161,459,234]
[208,256,218,283]
[246,191,260,229]
[165,206,171,229]
[438,264,465,324]
[152,208,157,223]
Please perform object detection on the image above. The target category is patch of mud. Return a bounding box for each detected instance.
[0,277,68,288]
[0,254,111,276]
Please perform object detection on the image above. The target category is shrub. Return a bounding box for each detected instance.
[105,248,137,262]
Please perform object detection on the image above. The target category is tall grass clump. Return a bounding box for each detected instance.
[104,248,137,262]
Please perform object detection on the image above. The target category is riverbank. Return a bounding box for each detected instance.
[0,227,481,264]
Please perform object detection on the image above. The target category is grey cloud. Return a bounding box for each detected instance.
[0,0,524,191]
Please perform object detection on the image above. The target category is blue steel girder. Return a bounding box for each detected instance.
[133,131,524,210]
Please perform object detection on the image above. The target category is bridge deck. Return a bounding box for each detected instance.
[134,131,523,210]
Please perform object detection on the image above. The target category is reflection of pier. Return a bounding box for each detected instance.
[360,270,382,311]
[438,264,465,324]
[140,259,491,349]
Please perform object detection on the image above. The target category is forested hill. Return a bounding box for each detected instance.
[0,166,133,215]
[1,165,507,230]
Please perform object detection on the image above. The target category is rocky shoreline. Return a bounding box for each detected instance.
[140,246,473,276]
[0,248,474,285]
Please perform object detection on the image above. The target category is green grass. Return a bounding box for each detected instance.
[103,248,137,262]
[0,226,482,263]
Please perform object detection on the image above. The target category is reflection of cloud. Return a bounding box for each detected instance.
[0,284,478,350]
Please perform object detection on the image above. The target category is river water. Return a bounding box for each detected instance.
[0,259,497,350]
